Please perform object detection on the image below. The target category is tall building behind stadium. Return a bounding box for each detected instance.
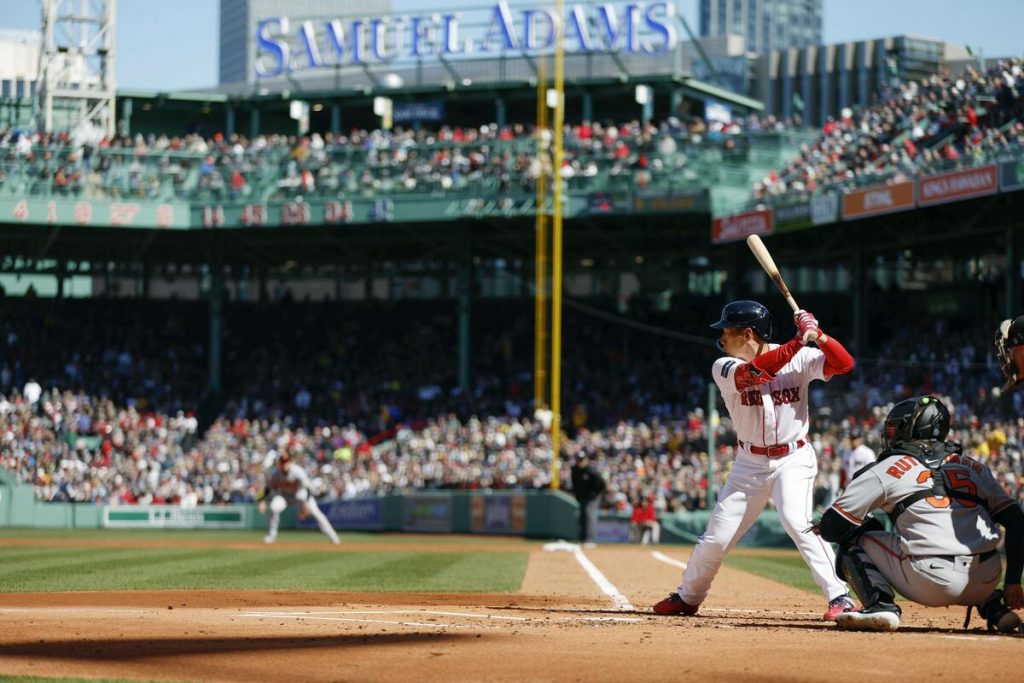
[219,0,394,85]
[699,0,822,53]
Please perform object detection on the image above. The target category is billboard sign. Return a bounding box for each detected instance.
[254,1,679,77]
[403,494,453,532]
[633,188,710,214]
[298,497,385,531]
[841,181,915,220]
[470,495,526,534]
[393,101,446,123]
[918,165,998,207]
[103,505,247,529]
[711,208,772,244]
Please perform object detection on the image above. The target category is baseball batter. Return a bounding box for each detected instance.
[654,301,854,620]
[818,396,1023,632]
[259,452,341,545]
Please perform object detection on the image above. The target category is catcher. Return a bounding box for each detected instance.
[816,396,1023,632]
[259,451,340,545]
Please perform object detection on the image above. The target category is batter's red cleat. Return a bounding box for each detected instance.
[823,594,855,621]
[652,593,699,616]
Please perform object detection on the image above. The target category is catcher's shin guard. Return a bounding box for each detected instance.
[835,543,896,610]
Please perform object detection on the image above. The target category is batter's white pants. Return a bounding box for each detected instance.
[678,445,848,605]
[857,531,1001,607]
[265,495,341,544]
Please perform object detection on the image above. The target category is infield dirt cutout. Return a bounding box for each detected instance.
[0,537,1019,682]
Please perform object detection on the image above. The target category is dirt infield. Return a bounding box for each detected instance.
[0,538,1020,682]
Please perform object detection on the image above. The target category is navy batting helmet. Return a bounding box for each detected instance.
[882,396,950,449]
[710,300,772,341]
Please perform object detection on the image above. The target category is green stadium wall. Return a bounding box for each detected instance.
[0,475,791,547]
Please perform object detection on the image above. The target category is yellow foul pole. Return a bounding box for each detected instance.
[549,0,565,490]
[534,56,549,413]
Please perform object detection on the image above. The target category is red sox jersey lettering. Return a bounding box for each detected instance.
[740,387,802,406]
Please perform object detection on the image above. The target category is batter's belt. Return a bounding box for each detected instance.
[737,438,807,457]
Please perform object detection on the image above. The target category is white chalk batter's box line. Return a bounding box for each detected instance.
[236,610,643,628]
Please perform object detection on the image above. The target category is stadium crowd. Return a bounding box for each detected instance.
[2,297,1022,515]
[0,113,797,202]
[753,60,1024,201]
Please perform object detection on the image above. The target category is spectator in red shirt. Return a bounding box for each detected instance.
[630,494,660,545]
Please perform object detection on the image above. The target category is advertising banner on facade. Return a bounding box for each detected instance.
[809,191,840,225]
[633,189,710,214]
[917,164,998,207]
[393,101,445,123]
[470,495,526,534]
[403,495,453,532]
[841,181,915,220]
[103,505,247,529]
[298,497,385,531]
[711,208,772,244]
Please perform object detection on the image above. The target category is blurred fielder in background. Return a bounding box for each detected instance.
[258,452,340,545]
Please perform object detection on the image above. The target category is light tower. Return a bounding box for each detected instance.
[35,0,117,139]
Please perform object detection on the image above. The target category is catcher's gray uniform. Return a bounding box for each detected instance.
[828,448,1014,608]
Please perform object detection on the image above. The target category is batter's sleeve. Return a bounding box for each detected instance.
[711,357,743,397]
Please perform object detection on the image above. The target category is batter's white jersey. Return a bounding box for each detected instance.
[712,345,827,447]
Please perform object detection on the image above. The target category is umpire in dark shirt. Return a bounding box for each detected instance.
[571,451,606,545]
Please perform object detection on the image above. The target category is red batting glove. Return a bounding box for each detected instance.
[794,309,819,333]
[794,310,822,345]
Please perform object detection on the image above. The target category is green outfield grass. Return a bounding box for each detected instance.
[0,529,827,596]
[0,530,529,593]
[722,551,820,594]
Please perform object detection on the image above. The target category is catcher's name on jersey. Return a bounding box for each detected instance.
[883,452,984,479]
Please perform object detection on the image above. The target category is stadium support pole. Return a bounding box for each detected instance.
[458,248,472,396]
[706,383,717,506]
[534,56,549,417]
[852,247,866,358]
[208,263,224,398]
[549,0,565,491]
[1007,223,1022,318]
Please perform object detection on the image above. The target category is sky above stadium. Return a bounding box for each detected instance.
[0,0,1020,91]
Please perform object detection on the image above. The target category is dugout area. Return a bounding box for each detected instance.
[0,530,1019,682]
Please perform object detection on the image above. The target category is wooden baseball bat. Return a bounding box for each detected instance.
[746,234,799,313]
